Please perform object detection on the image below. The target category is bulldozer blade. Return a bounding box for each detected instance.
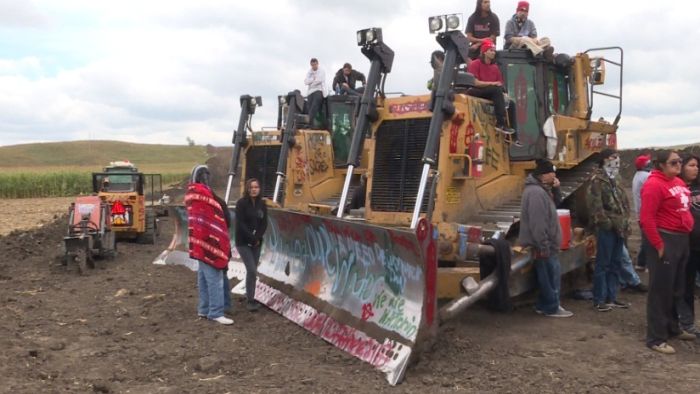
[155,205,439,385]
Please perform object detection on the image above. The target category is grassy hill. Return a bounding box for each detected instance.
[0,140,214,198]
[0,140,211,172]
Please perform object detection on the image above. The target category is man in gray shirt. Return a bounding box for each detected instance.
[503,1,551,56]
[519,159,573,318]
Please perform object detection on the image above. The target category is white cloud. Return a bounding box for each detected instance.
[0,0,698,149]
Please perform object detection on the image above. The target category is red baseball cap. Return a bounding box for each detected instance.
[480,39,496,54]
[517,1,530,11]
[635,154,651,170]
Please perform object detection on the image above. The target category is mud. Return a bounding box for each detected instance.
[1,198,699,393]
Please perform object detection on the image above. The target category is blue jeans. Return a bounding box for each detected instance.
[197,261,231,319]
[619,244,641,287]
[534,255,561,314]
[593,229,623,304]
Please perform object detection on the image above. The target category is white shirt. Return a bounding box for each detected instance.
[632,170,650,215]
[304,67,326,96]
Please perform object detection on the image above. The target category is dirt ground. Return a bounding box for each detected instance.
[1,197,699,394]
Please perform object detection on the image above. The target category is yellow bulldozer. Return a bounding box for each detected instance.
[157,15,623,385]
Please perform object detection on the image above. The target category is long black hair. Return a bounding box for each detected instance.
[680,153,700,185]
[243,178,262,200]
[472,0,491,17]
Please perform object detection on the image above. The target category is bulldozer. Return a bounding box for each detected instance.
[93,161,165,244]
[156,15,623,385]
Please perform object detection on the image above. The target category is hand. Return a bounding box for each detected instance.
[342,83,349,89]
[552,177,560,188]
[658,246,664,259]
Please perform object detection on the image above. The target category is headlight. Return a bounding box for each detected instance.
[356,28,383,46]
[428,16,443,33]
[446,14,460,30]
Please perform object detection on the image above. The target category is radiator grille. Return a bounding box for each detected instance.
[245,145,281,201]
[371,118,432,213]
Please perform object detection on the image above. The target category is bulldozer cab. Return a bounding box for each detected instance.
[497,48,623,162]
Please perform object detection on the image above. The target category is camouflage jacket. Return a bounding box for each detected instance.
[586,167,631,237]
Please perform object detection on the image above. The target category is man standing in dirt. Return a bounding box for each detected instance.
[587,149,631,312]
[519,159,573,317]
[186,165,233,325]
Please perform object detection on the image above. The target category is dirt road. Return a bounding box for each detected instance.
[1,198,699,393]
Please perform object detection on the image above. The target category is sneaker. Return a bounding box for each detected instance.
[246,301,261,312]
[594,303,612,312]
[534,308,544,315]
[626,283,648,293]
[511,140,524,147]
[649,342,675,354]
[211,316,234,325]
[197,313,206,319]
[495,125,516,135]
[608,300,630,309]
[675,330,697,341]
[634,264,646,272]
[544,308,573,318]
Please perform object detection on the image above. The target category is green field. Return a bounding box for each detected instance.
[0,140,212,198]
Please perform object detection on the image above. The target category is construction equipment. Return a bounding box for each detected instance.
[64,196,116,274]
[157,17,623,385]
[93,161,165,244]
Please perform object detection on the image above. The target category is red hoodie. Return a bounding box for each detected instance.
[640,170,694,250]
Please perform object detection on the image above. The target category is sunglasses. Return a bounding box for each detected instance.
[666,159,681,166]
[518,8,528,11]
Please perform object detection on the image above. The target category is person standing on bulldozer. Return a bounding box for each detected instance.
[235,178,268,312]
[186,165,234,325]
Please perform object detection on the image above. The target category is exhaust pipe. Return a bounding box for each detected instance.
[438,249,532,323]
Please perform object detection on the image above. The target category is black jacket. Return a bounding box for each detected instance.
[689,182,700,251]
[332,69,366,91]
[235,196,268,247]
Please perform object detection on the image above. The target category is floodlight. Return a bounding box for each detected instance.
[446,14,460,30]
[356,27,383,46]
[428,16,443,33]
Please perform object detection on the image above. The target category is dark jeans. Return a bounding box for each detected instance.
[534,255,561,314]
[593,229,623,305]
[467,86,517,131]
[307,91,324,125]
[236,244,261,304]
[678,248,700,330]
[336,85,364,96]
[647,232,688,346]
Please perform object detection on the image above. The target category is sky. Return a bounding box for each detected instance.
[0,0,698,149]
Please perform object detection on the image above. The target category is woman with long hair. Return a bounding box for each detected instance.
[677,153,700,338]
[640,150,695,353]
[465,0,500,59]
[235,178,268,312]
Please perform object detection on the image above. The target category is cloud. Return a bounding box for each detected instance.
[0,0,698,150]
[0,1,48,28]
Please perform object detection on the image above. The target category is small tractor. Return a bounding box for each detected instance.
[64,196,116,274]
[92,161,165,244]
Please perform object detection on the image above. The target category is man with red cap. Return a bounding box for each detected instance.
[504,1,552,57]
[633,153,652,270]
[467,39,519,139]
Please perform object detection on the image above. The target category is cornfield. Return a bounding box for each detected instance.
[0,171,188,199]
